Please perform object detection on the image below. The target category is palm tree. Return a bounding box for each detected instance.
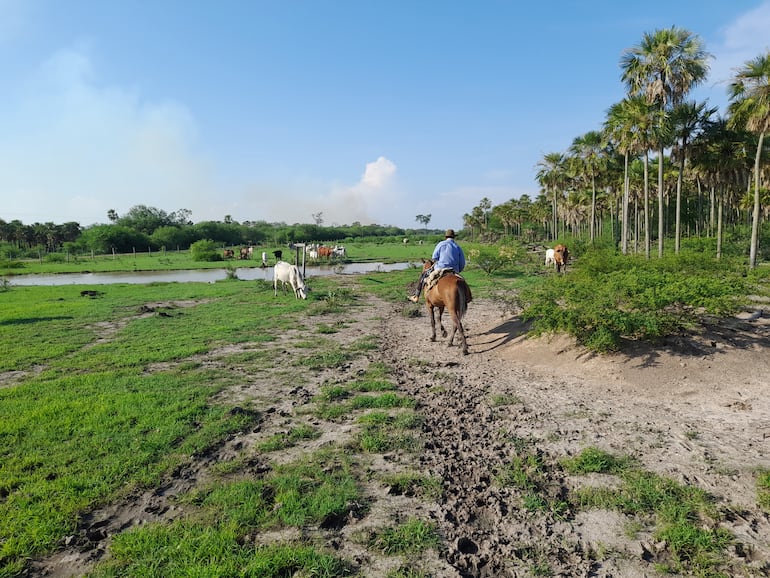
[562,190,590,237]
[415,214,432,232]
[621,27,710,257]
[492,202,516,237]
[569,131,606,242]
[477,198,493,232]
[604,96,656,254]
[690,118,750,259]
[536,152,566,240]
[605,101,633,253]
[728,51,770,269]
[670,101,717,253]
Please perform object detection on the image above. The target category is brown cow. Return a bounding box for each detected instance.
[318,245,333,259]
[223,248,235,259]
[553,244,569,273]
[239,247,250,259]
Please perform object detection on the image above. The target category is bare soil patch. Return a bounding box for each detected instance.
[28,284,770,577]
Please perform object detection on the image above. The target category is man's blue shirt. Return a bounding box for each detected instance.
[432,238,465,272]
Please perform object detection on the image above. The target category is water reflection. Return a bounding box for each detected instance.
[8,262,416,286]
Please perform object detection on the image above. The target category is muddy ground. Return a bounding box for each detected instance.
[29,280,770,577]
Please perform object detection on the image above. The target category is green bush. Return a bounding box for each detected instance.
[518,247,756,352]
[44,252,66,263]
[190,239,224,262]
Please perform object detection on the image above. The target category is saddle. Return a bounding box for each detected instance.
[426,268,472,303]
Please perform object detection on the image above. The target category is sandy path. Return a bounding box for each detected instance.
[367,294,770,575]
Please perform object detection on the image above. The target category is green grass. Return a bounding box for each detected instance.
[490,393,522,406]
[356,411,422,453]
[296,348,353,370]
[0,368,258,576]
[757,469,770,512]
[0,280,312,575]
[91,522,354,577]
[568,447,733,576]
[190,451,360,529]
[2,243,767,576]
[256,424,321,452]
[314,371,412,420]
[92,451,360,577]
[0,240,436,277]
[381,472,444,500]
[561,446,637,475]
[370,518,440,555]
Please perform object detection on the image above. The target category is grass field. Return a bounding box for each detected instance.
[2,242,768,576]
[1,262,501,576]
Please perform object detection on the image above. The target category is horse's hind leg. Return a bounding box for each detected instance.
[428,305,437,342]
[438,306,447,338]
[449,307,469,355]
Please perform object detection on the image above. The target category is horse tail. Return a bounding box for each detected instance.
[456,281,468,319]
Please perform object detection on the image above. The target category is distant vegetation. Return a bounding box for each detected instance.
[0,205,431,259]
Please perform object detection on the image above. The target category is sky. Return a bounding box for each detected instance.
[1,1,769,231]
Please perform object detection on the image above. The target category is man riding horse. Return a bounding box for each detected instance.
[408,229,466,303]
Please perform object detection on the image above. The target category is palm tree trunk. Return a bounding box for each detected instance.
[644,152,651,259]
[590,174,597,242]
[675,145,685,254]
[622,152,629,254]
[749,131,765,269]
[717,191,723,260]
[634,195,639,253]
[552,187,558,242]
[658,146,665,257]
[696,178,702,237]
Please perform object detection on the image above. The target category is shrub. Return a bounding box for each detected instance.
[517,247,755,352]
[44,252,66,263]
[190,239,223,262]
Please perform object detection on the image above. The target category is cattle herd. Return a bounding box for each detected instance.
[304,243,346,260]
[236,241,569,305]
[224,244,346,262]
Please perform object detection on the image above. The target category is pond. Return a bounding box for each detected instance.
[7,262,417,286]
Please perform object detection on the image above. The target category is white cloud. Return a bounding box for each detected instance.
[338,156,399,223]
[360,156,396,189]
[238,156,402,227]
[709,1,770,90]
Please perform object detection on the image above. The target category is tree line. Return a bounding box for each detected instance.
[0,205,430,257]
[464,28,769,267]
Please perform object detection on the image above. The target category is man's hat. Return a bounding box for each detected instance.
[445,229,456,238]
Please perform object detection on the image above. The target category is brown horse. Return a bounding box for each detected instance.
[421,259,472,355]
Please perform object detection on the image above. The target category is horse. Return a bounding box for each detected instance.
[420,259,472,355]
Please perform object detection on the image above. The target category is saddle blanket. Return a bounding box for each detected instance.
[425,268,473,304]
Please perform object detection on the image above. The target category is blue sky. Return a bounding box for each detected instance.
[1,0,769,231]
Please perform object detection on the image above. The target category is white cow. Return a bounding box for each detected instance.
[545,248,556,267]
[273,261,307,299]
[332,245,346,257]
